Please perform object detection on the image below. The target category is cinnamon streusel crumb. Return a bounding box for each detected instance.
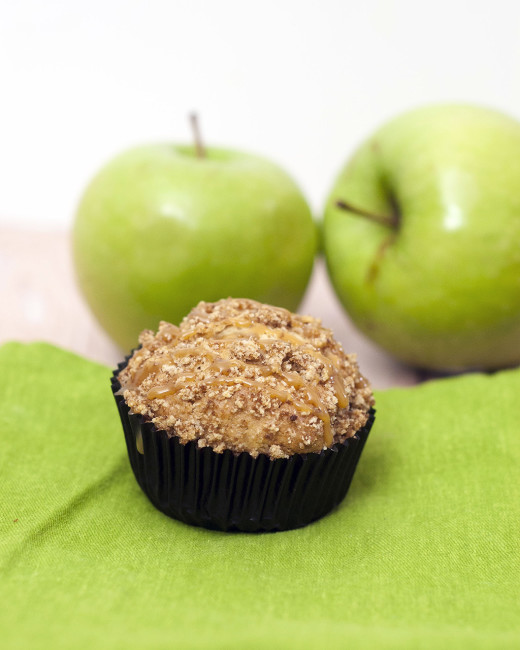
[117,298,374,459]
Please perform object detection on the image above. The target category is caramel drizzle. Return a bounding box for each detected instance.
[137,317,350,447]
[215,323,347,399]
[216,320,310,346]
[146,372,333,445]
[126,347,216,389]
[147,373,198,398]
[217,323,349,410]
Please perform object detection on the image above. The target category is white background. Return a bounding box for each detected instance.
[2,0,520,229]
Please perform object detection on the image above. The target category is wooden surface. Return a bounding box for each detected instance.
[0,228,421,389]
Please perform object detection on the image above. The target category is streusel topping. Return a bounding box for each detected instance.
[117,298,374,459]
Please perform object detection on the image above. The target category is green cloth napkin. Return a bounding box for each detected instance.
[0,342,519,650]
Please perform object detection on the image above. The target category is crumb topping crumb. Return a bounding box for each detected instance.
[117,298,374,459]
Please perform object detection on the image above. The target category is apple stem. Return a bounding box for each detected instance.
[336,200,399,229]
[189,113,206,159]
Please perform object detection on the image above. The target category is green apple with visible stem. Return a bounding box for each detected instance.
[73,117,317,351]
[323,104,520,371]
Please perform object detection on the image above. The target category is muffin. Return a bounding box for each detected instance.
[111,298,375,532]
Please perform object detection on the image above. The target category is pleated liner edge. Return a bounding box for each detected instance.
[111,357,375,532]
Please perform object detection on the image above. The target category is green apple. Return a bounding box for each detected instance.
[73,144,317,351]
[323,104,520,370]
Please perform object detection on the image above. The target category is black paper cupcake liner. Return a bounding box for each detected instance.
[111,357,375,532]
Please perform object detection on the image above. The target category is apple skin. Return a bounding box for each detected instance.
[323,104,520,371]
[73,145,317,351]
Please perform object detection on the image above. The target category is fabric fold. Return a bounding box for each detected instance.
[0,342,519,650]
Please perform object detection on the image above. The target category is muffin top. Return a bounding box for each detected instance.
[117,298,374,459]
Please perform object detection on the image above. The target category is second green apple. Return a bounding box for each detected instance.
[323,104,520,370]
